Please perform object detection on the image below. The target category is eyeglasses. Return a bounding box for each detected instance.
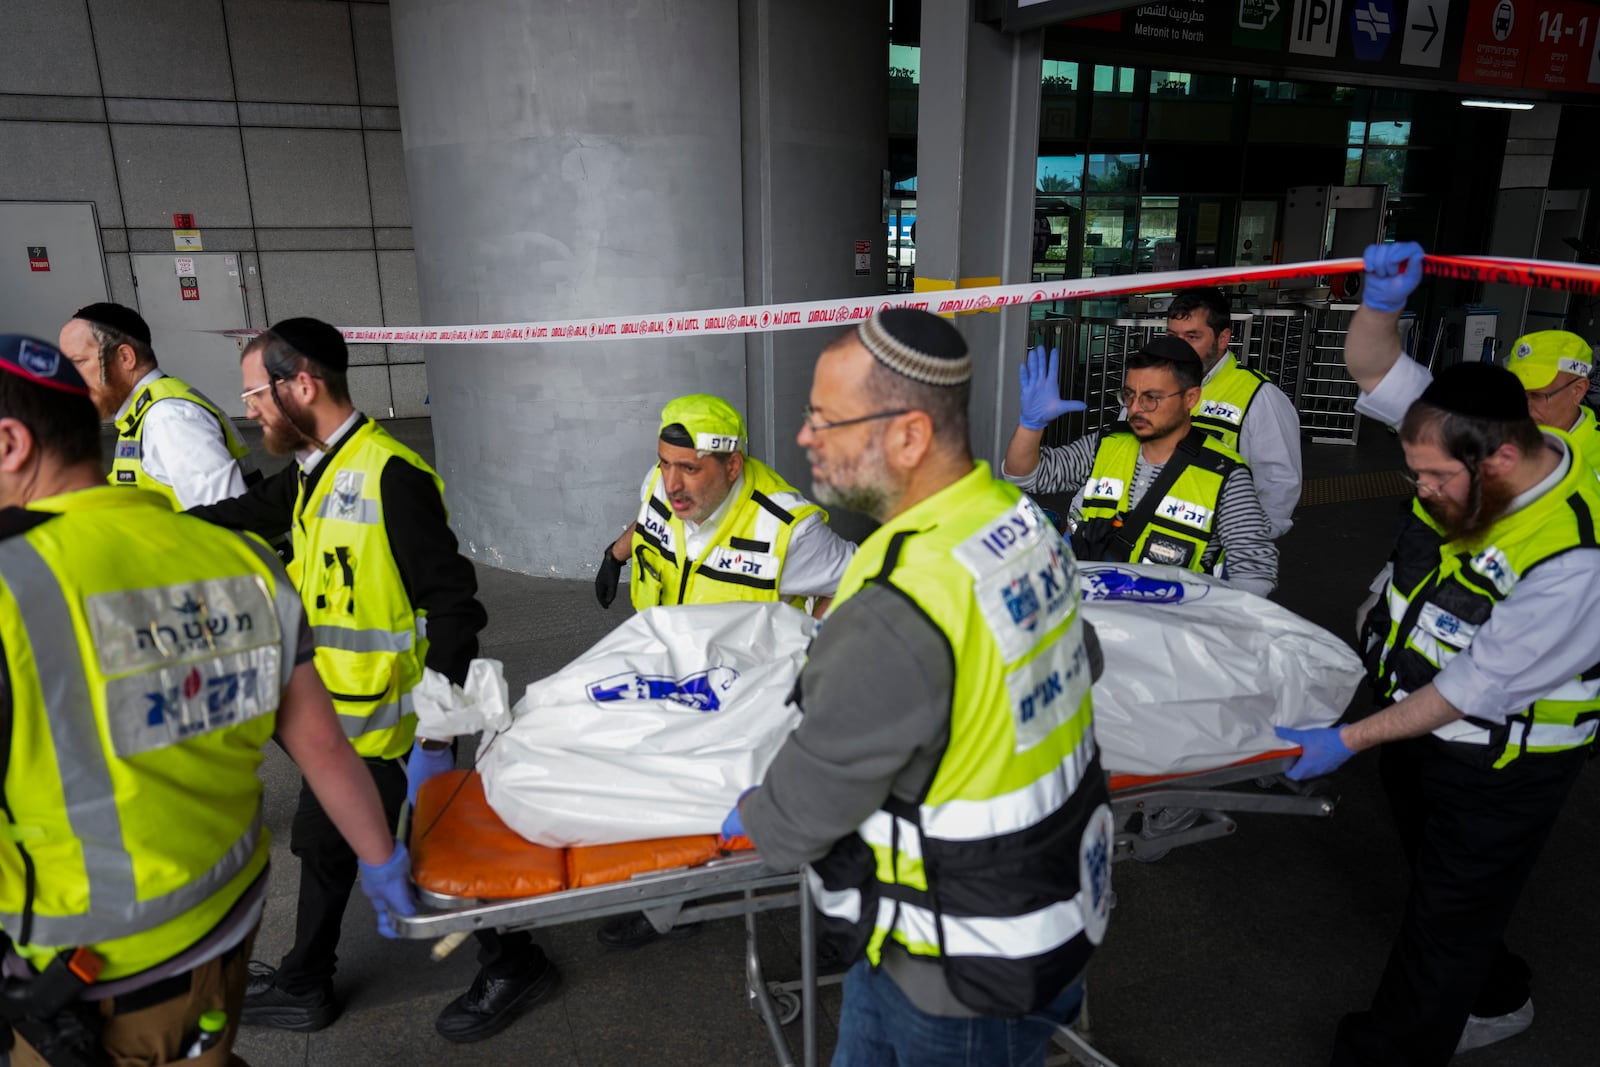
[1400,464,1471,497]
[1116,388,1185,412]
[240,381,275,409]
[1525,381,1579,404]
[800,405,913,433]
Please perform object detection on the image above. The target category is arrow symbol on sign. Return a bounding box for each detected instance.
[1238,0,1282,32]
[1411,3,1439,51]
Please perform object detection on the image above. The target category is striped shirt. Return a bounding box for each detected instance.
[1003,433,1279,596]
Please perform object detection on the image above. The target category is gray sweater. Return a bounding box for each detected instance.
[743,582,1101,1016]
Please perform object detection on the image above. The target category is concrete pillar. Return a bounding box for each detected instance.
[391,0,884,577]
[740,2,888,487]
[915,8,1042,467]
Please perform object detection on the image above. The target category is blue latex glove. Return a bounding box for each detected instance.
[1019,345,1088,430]
[405,738,455,808]
[1361,241,1425,312]
[358,842,418,938]
[1274,725,1356,781]
[722,787,756,840]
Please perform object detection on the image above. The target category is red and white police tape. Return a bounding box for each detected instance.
[219,253,1600,347]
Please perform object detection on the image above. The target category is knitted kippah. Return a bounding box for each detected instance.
[267,317,349,373]
[857,309,971,386]
[1419,362,1529,422]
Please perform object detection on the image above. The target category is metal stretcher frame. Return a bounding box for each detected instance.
[393,855,821,1067]
[391,751,1335,1067]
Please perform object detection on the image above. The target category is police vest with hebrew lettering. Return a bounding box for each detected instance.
[290,420,439,760]
[1189,354,1268,454]
[0,486,301,980]
[628,457,822,610]
[110,374,256,509]
[806,462,1113,1016]
[1361,433,1600,769]
[1078,430,1243,574]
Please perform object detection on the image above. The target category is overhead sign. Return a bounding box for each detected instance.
[1234,0,1288,49]
[1349,0,1398,60]
[1063,0,1600,98]
[1520,0,1600,90]
[1458,0,1530,85]
[1290,0,1346,55]
[1400,0,1450,66]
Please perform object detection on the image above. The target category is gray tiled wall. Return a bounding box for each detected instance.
[0,0,427,417]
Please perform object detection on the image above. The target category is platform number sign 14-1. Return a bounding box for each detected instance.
[1537,6,1590,45]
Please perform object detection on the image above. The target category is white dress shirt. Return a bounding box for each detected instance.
[115,369,248,509]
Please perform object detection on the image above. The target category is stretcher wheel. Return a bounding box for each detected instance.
[766,983,803,1025]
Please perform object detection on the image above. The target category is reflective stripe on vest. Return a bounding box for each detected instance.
[0,494,297,973]
[1080,431,1242,574]
[808,463,1112,1016]
[1190,355,1267,453]
[867,895,1089,960]
[292,420,438,760]
[628,457,822,609]
[1369,434,1600,765]
[110,376,254,509]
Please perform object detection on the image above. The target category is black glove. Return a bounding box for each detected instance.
[595,546,625,609]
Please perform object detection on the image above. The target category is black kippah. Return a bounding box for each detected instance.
[857,308,971,385]
[1419,363,1529,422]
[1138,333,1204,367]
[267,316,349,373]
[73,302,150,346]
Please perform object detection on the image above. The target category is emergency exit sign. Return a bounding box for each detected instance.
[27,245,48,271]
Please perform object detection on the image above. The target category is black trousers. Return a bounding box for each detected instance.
[1330,736,1587,1067]
[274,756,542,993]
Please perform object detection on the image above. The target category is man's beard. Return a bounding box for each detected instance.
[809,433,894,520]
[1422,471,1518,544]
[261,400,313,456]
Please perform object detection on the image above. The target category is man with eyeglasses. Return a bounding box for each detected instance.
[186,319,552,1045]
[57,302,258,508]
[1002,334,1278,596]
[1165,287,1303,538]
[590,392,854,949]
[734,308,1111,1065]
[1274,242,1600,1066]
[1503,329,1600,470]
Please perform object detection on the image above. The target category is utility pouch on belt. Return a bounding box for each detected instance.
[0,948,106,1067]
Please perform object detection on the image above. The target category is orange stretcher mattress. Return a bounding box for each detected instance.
[411,749,1304,900]
[410,770,752,900]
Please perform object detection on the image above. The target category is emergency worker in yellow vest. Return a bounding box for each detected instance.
[1276,242,1600,1066]
[736,309,1113,1066]
[1502,329,1600,470]
[1004,334,1278,596]
[594,393,855,616]
[1165,287,1302,537]
[0,334,409,1067]
[187,319,548,1044]
[592,393,855,949]
[57,303,257,509]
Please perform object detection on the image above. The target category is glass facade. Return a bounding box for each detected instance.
[884,52,1449,295]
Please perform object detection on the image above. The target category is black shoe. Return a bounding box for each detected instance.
[434,959,562,1043]
[240,962,339,1032]
[595,911,702,950]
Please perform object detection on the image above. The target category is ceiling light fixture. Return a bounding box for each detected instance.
[1460,99,1536,110]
